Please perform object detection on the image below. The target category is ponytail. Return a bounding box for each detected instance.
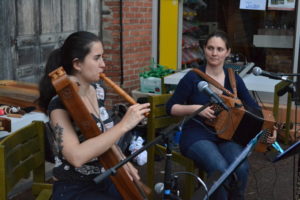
[38,48,62,113]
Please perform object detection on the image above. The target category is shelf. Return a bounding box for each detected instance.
[253,35,294,48]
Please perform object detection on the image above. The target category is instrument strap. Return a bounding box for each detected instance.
[192,68,237,98]
[228,68,238,98]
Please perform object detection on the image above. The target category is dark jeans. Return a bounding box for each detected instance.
[52,178,123,200]
[186,140,249,200]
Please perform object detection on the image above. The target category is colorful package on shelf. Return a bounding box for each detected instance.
[182,35,200,49]
[182,20,199,33]
[183,7,197,21]
[182,48,204,64]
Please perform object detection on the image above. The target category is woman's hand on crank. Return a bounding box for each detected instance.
[199,106,216,120]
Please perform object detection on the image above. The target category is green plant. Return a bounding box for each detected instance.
[140,59,174,78]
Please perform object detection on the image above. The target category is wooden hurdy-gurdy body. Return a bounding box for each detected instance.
[192,67,276,152]
[205,94,275,152]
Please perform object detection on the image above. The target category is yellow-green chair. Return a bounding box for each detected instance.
[273,80,293,144]
[0,121,52,200]
[147,94,199,200]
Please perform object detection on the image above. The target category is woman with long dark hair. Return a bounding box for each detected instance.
[39,31,150,200]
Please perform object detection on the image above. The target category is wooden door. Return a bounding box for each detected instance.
[0,0,102,83]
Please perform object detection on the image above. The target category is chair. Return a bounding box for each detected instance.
[0,121,52,200]
[146,94,199,200]
[273,80,293,144]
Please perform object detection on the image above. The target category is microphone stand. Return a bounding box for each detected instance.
[276,73,300,77]
[275,73,300,84]
[275,73,300,200]
[162,134,182,200]
[93,102,213,198]
[152,102,212,200]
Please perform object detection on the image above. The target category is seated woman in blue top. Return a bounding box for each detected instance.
[166,30,277,200]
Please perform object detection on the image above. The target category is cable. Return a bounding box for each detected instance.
[249,157,274,199]
[119,0,124,85]
[294,104,299,141]
[294,104,299,200]
[172,171,209,199]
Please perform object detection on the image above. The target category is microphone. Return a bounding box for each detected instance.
[154,182,182,200]
[154,182,164,194]
[197,81,229,111]
[252,67,291,82]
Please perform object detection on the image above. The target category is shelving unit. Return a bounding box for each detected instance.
[181,5,203,67]
[253,35,294,49]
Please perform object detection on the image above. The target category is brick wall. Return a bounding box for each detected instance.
[102,0,153,109]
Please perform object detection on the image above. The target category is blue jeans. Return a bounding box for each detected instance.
[186,140,249,200]
[52,178,123,200]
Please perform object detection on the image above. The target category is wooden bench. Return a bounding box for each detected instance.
[0,121,52,200]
